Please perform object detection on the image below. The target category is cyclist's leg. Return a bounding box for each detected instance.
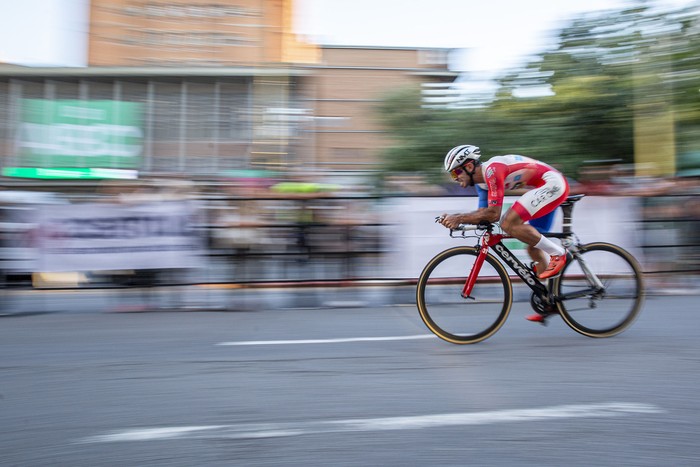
[503,172,570,277]
[528,209,555,233]
[510,172,569,229]
[524,206,559,321]
[500,210,541,244]
[527,211,556,272]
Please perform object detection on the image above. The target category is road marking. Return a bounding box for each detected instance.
[79,402,662,443]
[217,334,436,346]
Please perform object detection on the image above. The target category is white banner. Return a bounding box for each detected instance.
[383,196,644,279]
[35,201,204,272]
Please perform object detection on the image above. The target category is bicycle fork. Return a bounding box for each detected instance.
[461,243,489,299]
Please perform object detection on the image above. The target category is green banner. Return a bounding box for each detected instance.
[16,99,143,169]
[2,167,138,180]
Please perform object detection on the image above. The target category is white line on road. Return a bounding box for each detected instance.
[78,402,663,443]
[217,334,436,346]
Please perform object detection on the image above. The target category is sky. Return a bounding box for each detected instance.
[0,0,89,67]
[295,0,697,77]
[0,0,696,74]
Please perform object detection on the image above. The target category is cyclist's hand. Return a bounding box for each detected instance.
[439,214,463,230]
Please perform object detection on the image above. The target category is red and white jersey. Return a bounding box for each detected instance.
[477,154,559,207]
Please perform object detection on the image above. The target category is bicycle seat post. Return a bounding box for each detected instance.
[560,194,584,236]
[561,202,574,235]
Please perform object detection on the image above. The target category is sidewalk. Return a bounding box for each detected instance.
[0,281,418,315]
[2,273,698,316]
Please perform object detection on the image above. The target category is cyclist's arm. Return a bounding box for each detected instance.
[440,205,501,229]
[440,170,505,228]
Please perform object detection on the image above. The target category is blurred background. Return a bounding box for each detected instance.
[1,0,699,312]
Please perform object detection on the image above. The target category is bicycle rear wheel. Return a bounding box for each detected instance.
[416,246,512,344]
[554,242,644,337]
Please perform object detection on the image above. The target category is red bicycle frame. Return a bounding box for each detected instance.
[461,232,549,299]
[461,233,506,298]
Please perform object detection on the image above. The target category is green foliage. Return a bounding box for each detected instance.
[376,1,700,181]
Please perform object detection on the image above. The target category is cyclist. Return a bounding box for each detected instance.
[475,183,555,275]
[439,144,571,282]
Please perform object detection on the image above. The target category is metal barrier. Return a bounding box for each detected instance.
[639,194,700,276]
[2,192,700,291]
[201,195,387,286]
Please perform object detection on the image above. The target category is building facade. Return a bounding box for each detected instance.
[88,0,319,67]
[0,0,458,181]
[300,46,457,170]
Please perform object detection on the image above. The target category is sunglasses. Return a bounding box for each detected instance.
[450,166,466,180]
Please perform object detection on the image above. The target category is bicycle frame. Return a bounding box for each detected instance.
[461,229,608,307]
[458,194,605,304]
[462,231,549,299]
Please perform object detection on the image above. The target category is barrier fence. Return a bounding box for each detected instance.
[1,193,699,292]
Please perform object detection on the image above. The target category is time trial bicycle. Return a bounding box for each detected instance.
[416,194,644,344]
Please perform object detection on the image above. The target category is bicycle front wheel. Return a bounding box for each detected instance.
[554,242,644,338]
[416,246,512,344]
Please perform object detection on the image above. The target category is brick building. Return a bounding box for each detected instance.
[0,0,458,180]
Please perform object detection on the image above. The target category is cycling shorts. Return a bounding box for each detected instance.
[511,171,570,222]
[477,184,556,233]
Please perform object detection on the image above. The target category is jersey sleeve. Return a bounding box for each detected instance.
[476,184,488,209]
[484,163,507,207]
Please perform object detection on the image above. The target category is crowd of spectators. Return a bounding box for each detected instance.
[2,163,699,296]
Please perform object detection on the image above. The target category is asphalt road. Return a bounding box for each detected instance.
[2,294,700,466]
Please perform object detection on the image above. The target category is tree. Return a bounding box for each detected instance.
[376,1,700,181]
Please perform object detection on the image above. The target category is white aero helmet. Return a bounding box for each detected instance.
[443,145,481,172]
